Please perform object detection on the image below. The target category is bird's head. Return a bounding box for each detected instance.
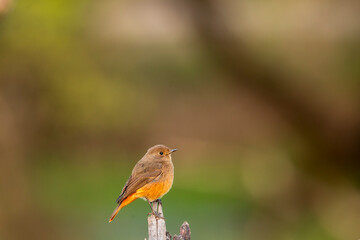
[146,144,177,160]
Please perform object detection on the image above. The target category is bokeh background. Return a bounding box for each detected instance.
[1,0,360,239]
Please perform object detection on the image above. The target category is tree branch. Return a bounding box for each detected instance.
[146,201,191,240]
[147,201,167,240]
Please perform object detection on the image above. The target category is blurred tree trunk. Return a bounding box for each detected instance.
[0,84,57,239]
[176,0,360,183]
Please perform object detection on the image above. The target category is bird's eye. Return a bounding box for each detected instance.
[159,151,163,155]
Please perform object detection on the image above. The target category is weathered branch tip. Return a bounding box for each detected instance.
[146,201,191,240]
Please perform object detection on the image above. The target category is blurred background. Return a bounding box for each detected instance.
[1,0,360,239]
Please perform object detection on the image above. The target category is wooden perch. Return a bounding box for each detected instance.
[147,201,167,240]
[146,201,191,240]
[173,222,191,240]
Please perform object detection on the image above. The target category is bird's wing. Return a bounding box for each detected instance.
[116,161,162,204]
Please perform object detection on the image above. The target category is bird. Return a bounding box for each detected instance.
[108,144,177,223]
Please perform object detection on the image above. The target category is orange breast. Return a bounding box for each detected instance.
[136,178,173,202]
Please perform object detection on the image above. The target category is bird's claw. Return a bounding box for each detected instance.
[148,211,165,220]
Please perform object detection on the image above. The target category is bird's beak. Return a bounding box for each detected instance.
[170,149,177,154]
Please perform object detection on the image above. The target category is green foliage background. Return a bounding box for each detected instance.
[1,0,359,239]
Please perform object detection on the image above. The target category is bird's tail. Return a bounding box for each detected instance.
[108,193,138,223]
[109,204,122,223]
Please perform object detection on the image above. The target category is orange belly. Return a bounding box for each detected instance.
[136,179,173,202]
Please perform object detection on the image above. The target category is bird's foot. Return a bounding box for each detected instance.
[148,211,165,220]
